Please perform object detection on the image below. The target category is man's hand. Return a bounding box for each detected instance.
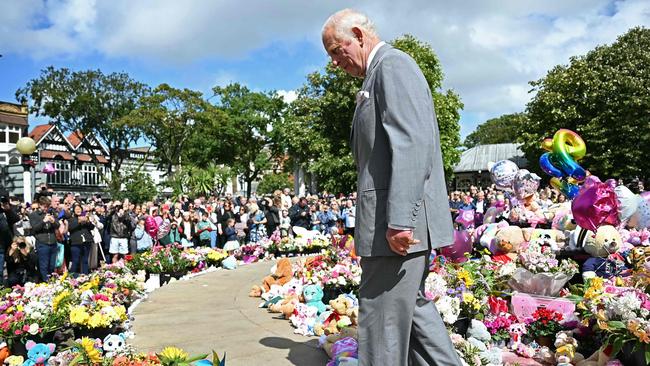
[386,228,420,256]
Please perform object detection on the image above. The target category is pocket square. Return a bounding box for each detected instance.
[356,90,370,104]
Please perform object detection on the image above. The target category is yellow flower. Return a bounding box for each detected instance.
[16,305,23,312]
[53,291,70,312]
[88,313,107,328]
[159,347,188,362]
[457,269,474,287]
[596,309,609,330]
[70,306,90,325]
[80,337,102,364]
[59,271,69,283]
[114,305,127,321]
[462,293,475,304]
[577,302,587,311]
[589,277,604,290]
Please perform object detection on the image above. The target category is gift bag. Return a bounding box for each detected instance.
[55,243,65,268]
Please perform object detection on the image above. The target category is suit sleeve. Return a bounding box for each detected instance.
[376,53,435,230]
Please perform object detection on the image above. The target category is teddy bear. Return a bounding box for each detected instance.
[103,333,127,358]
[0,342,8,365]
[554,331,584,366]
[314,295,354,336]
[583,225,628,279]
[249,258,293,297]
[303,284,326,315]
[628,245,650,273]
[491,225,526,263]
[2,356,23,366]
[269,295,301,319]
[290,303,319,336]
[320,327,358,359]
[523,228,566,252]
[23,341,55,366]
[465,319,504,365]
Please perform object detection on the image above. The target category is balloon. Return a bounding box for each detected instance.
[513,169,541,200]
[615,185,643,223]
[571,176,620,232]
[488,160,519,191]
[440,230,472,263]
[539,129,587,199]
[638,200,650,230]
[145,216,159,239]
[41,163,57,175]
[455,209,475,229]
[641,191,650,202]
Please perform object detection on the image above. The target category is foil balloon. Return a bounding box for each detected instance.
[440,230,472,263]
[144,215,159,240]
[614,185,643,223]
[513,169,541,200]
[571,176,620,232]
[41,162,57,175]
[455,209,475,229]
[638,200,650,230]
[539,129,587,199]
[488,160,519,191]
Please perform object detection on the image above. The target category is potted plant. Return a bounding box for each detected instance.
[527,307,564,347]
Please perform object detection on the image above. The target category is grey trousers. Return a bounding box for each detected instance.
[358,251,461,366]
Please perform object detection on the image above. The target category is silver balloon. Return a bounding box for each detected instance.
[488,160,519,191]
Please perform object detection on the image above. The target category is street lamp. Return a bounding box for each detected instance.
[16,137,36,203]
[238,176,245,195]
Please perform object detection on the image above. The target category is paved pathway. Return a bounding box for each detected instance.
[130,260,329,366]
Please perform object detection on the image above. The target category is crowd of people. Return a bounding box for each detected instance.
[0,186,357,287]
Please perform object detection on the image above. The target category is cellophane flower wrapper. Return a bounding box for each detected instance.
[508,268,572,297]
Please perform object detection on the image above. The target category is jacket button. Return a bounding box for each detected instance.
[416,202,422,207]
[411,218,416,222]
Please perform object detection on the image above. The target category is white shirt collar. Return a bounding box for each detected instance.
[366,41,386,72]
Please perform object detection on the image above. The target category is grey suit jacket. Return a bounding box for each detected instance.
[351,45,454,257]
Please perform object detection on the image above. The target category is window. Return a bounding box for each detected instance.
[47,161,71,185]
[7,126,20,144]
[0,154,6,165]
[0,125,5,143]
[8,156,19,165]
[82,163,104,186]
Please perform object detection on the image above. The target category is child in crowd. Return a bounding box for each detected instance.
[279,209,291,237]
[222,219,239,270]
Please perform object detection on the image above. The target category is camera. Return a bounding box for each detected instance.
[18,242,27,249]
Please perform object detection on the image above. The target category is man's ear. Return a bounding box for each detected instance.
[351,27,364,43]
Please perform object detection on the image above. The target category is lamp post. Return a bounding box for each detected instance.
[238,176,245,196]
[16,137,37,203]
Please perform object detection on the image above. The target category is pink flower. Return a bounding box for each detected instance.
[22,325,30,332]
[14,329,22,336]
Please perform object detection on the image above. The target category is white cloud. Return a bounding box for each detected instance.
[2,0,650,135]
[277,90,298,104]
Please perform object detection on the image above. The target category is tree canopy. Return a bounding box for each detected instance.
[277,34,463,194]
[522,27,650,180]
[464,113,527,148]
[16,67,149,195]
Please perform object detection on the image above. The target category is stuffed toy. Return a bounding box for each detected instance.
[303,285,326,315]
[320,327,358,359]
[554,331,584,366]
[628,245,650,274]
[466,319,490,352]
[268,295,301,319]
[569,225,594,251]
[23,341,55,366]
[524,228,566,252]
[508,323,527,351]
[103,333,127,358]
[492,226,526,262]
[583,225,628,279]
[290,303,319,336]
[2,356,23,366]
[314,295,354,336]
[249,258,293,296]
[0,343,8,365]
[325,337,358,366]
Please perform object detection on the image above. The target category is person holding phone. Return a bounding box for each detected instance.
[29,196,60,281]
[68,204,94,275]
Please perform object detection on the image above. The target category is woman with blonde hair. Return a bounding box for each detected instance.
[247,203,267,243]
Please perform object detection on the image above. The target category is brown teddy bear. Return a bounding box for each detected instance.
[314,295,354,336]
[250,258,293,297]
[492,226,526,263]
[268,295,301,319]
[321,326,358,359]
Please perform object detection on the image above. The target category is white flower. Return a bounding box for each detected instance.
[28,323,39,335]
[435,295,460,324]
[498,262,516,277]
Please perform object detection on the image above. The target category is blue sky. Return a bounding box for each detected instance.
[1,0,649,138]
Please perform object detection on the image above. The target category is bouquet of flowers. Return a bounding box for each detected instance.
[68,289,128,330]
[526,307,564,339]
[206,249,228,267]
[482,296,518,345]
[235,244,266,263]
[508,242,578,296]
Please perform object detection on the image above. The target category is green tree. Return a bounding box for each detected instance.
[256,172,292,195]
[186,83,285,197]
[117,169,157,204]
[277,34,463,193]
[124,83,212,177]
[523,27,650,179]
[464,113,527,148]
[16,67,149,195]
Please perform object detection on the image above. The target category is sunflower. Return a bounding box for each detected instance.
[159,347,188,363]
[80,337,102,364]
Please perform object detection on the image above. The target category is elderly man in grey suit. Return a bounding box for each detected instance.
[322,9,461,366]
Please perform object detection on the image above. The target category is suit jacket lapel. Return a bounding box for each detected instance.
[350,44,392,144]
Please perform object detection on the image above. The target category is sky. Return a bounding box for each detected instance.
[1,0,649,139]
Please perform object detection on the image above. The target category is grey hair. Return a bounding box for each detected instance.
[322,9,378,40]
